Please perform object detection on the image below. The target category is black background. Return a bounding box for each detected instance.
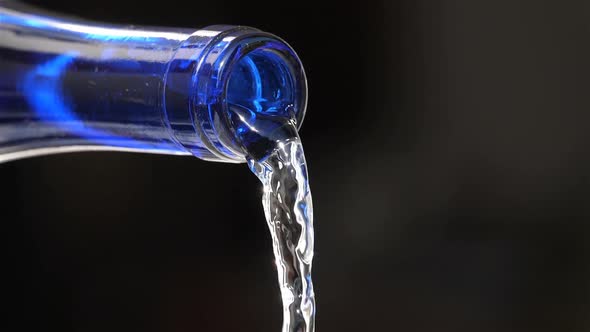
[2,0,590,331]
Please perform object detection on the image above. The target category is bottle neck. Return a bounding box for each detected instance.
[166,26,308,162]
[0,5,307,163]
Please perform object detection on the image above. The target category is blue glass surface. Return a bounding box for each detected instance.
[0,6,191,159]
[0,4,307,162]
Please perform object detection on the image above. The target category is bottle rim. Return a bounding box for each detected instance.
[193,26,307,162]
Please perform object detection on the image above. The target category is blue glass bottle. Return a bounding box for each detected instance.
[0,2,307,163]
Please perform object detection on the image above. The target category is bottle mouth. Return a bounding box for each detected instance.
[192,27,307,162]
[226,41,304,120]
[223,36,307,160]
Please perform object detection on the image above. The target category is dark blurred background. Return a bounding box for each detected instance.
[2,0,590,331]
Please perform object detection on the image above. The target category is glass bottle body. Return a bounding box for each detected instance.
[0,3,307,163]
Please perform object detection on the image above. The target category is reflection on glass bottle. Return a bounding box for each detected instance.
[0,3,307,163]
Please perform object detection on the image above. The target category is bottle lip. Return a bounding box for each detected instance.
[192,26,307,162]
